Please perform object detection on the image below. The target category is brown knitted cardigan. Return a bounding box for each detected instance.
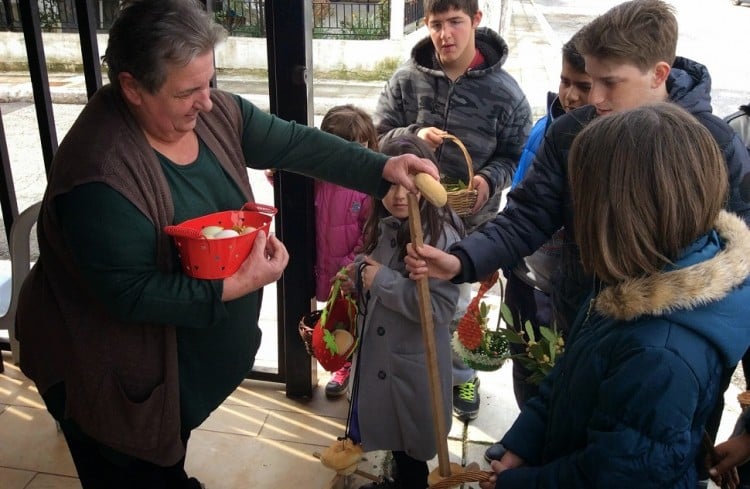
[16,85,253,466]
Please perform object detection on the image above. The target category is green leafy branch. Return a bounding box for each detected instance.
[498,302,565,385]
[441,177,469,193]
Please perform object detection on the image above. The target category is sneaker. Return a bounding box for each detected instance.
[484,442,506,463]
[453,376,480,421]
[325,362,351,398]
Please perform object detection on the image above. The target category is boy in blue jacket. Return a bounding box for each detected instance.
[484,30,592,463]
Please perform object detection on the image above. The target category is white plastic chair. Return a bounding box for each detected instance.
[0,201,42,369]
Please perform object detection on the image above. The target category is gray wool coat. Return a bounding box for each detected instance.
[351,216,460,461]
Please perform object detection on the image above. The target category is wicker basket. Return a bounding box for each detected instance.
[298,310,322,357]
[442,134,477,217]
[298,275,358,372]
[453,271,510,372]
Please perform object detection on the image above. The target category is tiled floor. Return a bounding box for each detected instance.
[0,283,525,489]
[3,268,746,489]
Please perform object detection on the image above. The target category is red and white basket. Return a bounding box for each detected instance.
[164,203,276,279]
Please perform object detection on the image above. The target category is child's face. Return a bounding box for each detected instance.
[425,8,480,70]
[382,184,413,219]
[558,60,591,113]
[584,56,669,116]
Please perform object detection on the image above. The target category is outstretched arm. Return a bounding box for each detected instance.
[709,412,750,489]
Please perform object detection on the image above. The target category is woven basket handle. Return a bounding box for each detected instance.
[477,270,500,301]
[441,134,474,191]
[319,267,349,328]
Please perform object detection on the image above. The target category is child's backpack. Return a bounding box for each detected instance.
[725,104,750,150]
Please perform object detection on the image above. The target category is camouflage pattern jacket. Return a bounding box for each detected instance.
[373,27,532,231]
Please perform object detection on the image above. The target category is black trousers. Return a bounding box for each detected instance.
[42,383,201,489]
[392,450,428,489]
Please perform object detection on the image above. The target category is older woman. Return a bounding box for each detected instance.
[15,1,438,487]
[477,103,750,488]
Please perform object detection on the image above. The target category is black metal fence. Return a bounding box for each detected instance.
[213,0,391,40]
[404,0,424,32]
[0,0,120,31]
[312,0,389,40]
[211,0,266,36]
[0,0,412,40]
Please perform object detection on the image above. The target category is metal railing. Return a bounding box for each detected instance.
[312,0,389,40]
[404,0,424,32]
[0,0,413,40]
[214,0,391,40]
[0,0,120,31]
[211,0,266,36]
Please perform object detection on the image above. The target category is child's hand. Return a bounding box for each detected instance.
[361,256,381,291]
[417,126,447,151]
[335,264,356,295]
[471,175,490,213]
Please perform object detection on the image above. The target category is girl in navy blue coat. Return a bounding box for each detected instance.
[478,103,750,489]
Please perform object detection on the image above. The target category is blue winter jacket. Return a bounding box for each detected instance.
[496,212,750,488]
[511,92,563,189]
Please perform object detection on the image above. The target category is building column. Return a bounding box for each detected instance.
[390,0,405,40]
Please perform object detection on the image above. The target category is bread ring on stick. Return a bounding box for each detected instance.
[414,173,447,207]
[320,438,363,475]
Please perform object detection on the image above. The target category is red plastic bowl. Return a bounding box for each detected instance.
[164,203,276,279]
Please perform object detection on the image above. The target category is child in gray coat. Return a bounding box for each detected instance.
[340,135,464,489]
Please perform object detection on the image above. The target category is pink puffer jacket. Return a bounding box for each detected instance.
[314,180,371,301]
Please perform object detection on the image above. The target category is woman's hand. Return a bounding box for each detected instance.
[405,242,461,281]
[222,231,289,301]
[478,450,526,489]
[383,154,439,194]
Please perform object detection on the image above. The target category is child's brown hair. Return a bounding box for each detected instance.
[569,102,727,284]
[576,0,678,72]
[562,30,586,74]
[424,0,478,17]
[319,104,378,150]
[362,134,464,258]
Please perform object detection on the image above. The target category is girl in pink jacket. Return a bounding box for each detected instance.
[315,105,378,398]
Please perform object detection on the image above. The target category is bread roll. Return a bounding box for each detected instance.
[414,173,447,207]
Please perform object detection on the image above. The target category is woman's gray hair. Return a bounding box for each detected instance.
[102,0,227,93]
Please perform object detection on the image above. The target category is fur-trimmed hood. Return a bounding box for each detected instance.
[595,211,750,366]
[596,211,750,319]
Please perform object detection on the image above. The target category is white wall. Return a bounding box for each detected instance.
[0,0,508,74]
[213,28,427,72]
[0,29,427,74]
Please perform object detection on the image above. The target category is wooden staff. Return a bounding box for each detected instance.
[407,190,451,478]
